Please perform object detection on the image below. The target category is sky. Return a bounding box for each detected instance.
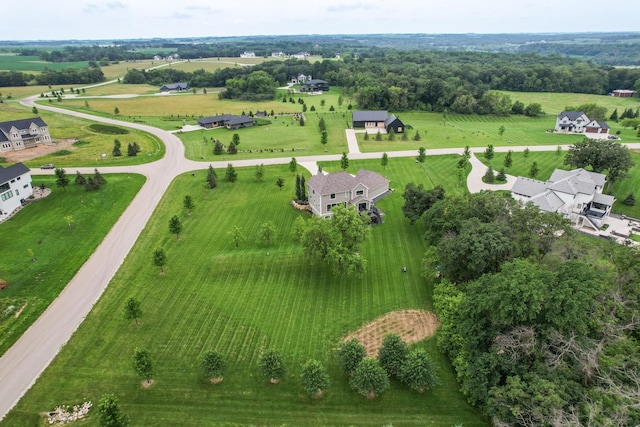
[2,0,639,41]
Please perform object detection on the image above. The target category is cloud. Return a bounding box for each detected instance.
[83,3,100,13]
[186,5,218,14]
[326,2,372,13]
[83,1,127,14]
[170,12,192,20]
[106,1,127,9]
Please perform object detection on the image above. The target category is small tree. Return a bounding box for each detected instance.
[206,165,217,189]
[375,130,382,141]
[260,349,286,384]
[504,150,513,168]
[416,147,426,163]
[340,152,349,170]
[124,298,142,326]
[523,147,530,159]
[496,168,507,182]
[498,125,505,139]
[399,349,440,393]
[350,358,390,399]
[169,215,182,240]
[610,108,619,122]
[224,163,237,183]
[320,99,326,109]
[529,161,539,178]
[64,213,74,229]
[276,177,285,190]
[555,145,562,158]
[232,133,240,146]
[337,338,366,375]
[97,393,129,427]
[200,351,226,382]
[387,128,395,141]
[301,359,330,398]
[228,225,245,248]
[259,221,276,246]
[289,157,298,173]
[127,143,137,156]
[132,347,154,384]
[364,132,369,141]
[85,177,100,191]
[112,139,122,157]
[114,106,120,115]
[94,169,107,185]
[463,145,471,160]
[377,333,409,377]
[55,168,70,191]
[75,171,86,185]
[227,141,237,154]
[381,152,388,170]
[255,163,265,182]
[483,166,495,183]
[32,106,38,114]
[413,130,421,141]
[183,195,194,215]
[153,248,166,274]
[213,140,224,155]
[320,130,328,149]
[484,144,494,161]
[623,193,636,206]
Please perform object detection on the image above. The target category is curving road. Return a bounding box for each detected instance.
[1,93,638,420]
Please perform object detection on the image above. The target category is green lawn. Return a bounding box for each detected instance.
[358,112,640,152]
[3,159,485,426]
[0,173,145,356]
[0,55,90,73]
[0,103,165,168]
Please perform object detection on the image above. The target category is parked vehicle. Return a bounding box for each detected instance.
[40,164,55,169]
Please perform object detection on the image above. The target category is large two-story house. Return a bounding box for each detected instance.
[511,168,615,231]
[554,111,609,137]
[0,117,52,152]
[307,169,390,217]
[0,162,32,216]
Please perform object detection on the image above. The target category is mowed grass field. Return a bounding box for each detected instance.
[0,103,164,168]
[358,111,640,152]
[476,149,640,219]
[494,90,640,115]
[0,173,145,356]
[4,158,487,426]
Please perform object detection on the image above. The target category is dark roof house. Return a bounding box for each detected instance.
[198,114,254,130]
[159,82,190,92]
[300,79,329,92]
[352,111,405,133]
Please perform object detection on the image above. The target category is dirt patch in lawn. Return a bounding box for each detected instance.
[342,309,440,357]
[1,139,76,163]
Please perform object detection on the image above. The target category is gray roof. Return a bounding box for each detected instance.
[0,162,30,185]
[593,193,616,206]
[529,190,565,213]
[352,111,388,122]
[511,177,547,197]
[160,82,189,90]
[0,117,47,137]
[198,114,234,125]
[308,171,357,194]
[308,169,388,196]
[557,111,586,121]
[384,114,402,126]
[549,168,606,191]
[226,115,253,126]
[355,169,389,189]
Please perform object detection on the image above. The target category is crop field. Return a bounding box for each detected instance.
[4,158,486,426]
[494,90,640,116]
[0,173,145,356]
[358,111,640,152]
[0,102,164,167]
[0,55,89,73]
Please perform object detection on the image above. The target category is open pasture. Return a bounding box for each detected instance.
[495,90,640,116]
[4,158,485,426]
[0,55,89,73]
[0,174,145,356]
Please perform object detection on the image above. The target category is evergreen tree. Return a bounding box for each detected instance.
[321,130,328,147]
[225,163,237,183]
[275,177,285,190]
[153,248,166,273]
[375,130,382,141]
[364,132,369,141]
[523,148,530,159]
[213,140,224,155]
[496,168,506,181]
[75,171,86,185]
[340,152,349,170]
[295,175,302,200]
[94,169,106,185]
[484,144,495,161]
[227,141,237,154]
[127,143,137,156]
[381,152,388,170]
[183,195,194,214]
[84,176,100,191]
[484,166,495,183]
[610,108,619,122]
[623,193,636,206]
[206,165,217,189]
[232,133,240,146]
[413,130,421,141]
[255,163,265,182]
[300,176,307,201]
[416,147,426,163]
[55,168,70,191]
[504,150,513,168]
[289,157,297,173]
[388,128,395,141]
[112,139,122,156]
[530,161,539,178]
[169,215,182,240]
[401,131,409,141]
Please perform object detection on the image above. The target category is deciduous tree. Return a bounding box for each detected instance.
[169,215,182,240]
[416,147,426,163]
[55,168,69,191]
[97,393,129,427]
[259,221,276,246]
[255,163,264,182]
[337,338,366,375]
[301,359,330,397]
[228,225,245,248]
[402,183,445,225]
[124,298,142,326]
[377,333,409,377]
[400,349,440,393]
[132,347,154,383]
[350,358,390,399]
[153,248,166,274]
[564,139,635,188]
[260,349,286,384]
[200,351,226,382]
[183,195,194,215]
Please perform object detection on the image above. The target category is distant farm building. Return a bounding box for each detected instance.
[352,111,405,134]
[611,89,636,98]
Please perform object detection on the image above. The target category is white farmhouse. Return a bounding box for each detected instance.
[0,162,33,216]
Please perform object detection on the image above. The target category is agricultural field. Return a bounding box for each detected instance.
[476,149,640,219]
[0,102,164,168]
[0,55,89,73]
[0,173,146,356]
[359,111,640,152]
[3,158,487,426]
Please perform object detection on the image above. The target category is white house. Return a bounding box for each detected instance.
[307,169,390,218]
[0,162,33,216]
[0,117,52,152]
[240,51,256,58]
[511,168,615,231]
[554,111,609,137]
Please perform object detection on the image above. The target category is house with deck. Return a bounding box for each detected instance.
[554,111,609,137]
[511,168,615,231]
[307,169,390,219]
[197,114,254,130]
[0,117,52,153]
[352,111,404,134]
[300,79,329,92]
[0,162,32,216]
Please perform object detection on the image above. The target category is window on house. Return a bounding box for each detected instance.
[0,183,9,192]
[23,184,28,189]
[356,190,364,196]
[330,193,336,199]
[1,190,13,201]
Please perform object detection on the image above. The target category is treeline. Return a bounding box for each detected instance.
[0,66,105,87]
[30,45,148,63]
[403,189,640,425]
[517,41,640,66]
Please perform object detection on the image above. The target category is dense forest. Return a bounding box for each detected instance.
[0,66,105,87]
[402,189,640,426]
[123,50,640,113]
